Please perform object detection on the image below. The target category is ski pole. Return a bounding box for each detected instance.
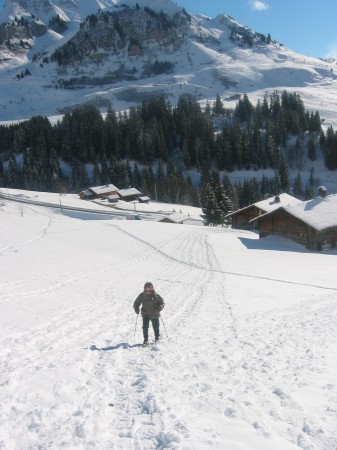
[160,315,169,341]
[134,314,138,339]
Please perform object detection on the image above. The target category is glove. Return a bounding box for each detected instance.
[135,308,139,314]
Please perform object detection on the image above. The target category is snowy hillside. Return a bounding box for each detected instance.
[0,0,337,130]
[1,190,337,449]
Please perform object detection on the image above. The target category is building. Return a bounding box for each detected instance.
[227,193,299,229]
[138,195,150,204]
[117,188,142,202]
[251,192,337,250]
[80,185,151,203]
[159,213,190,224]
[107,194,120,203]
[79,184,119,200]
[159,212,204,226]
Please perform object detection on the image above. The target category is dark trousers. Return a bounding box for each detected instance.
[142,317,160,340]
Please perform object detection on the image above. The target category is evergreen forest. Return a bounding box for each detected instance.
[1,90,337,224]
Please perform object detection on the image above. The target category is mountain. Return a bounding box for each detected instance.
[1,0,337,128]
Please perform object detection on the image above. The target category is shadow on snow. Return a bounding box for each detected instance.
[90,343,142,351]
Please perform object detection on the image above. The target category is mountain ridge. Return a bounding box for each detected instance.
[0,0,337,129]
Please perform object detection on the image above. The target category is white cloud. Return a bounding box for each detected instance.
[326,40,337,59]
[249,1,270,11]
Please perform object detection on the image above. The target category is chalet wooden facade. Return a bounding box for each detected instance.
[251,194,337,250]
[139,196,150,204]
[227,194,299,229]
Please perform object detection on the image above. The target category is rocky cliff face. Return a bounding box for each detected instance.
[51,6,189,66]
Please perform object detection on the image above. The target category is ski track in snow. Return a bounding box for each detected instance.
[0,218,52,256]
[1,219,337,449]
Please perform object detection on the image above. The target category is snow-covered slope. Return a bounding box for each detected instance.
[1,191,337,449]
[0,0,117,24]
[0,0,337,129]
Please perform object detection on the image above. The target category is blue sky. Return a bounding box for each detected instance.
[0,0,336,58]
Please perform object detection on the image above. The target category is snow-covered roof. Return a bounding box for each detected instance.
[107,194,120,200]
[117,188,141,197]
[281,194,337,231]
[251,194,337,231]
[254,193,300,212]
[80,189,93,197]
[160,213,190,223]
[89,184,118,195]
[228,193,300,217]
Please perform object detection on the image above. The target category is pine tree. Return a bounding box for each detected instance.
[272,171,281,195]
[109,159,118,186]
[307,136,316,161]
[201,183,222,225]
[304,185,313,200]
[0,156,4,183]
[228,184,239,211]
[100,153,109,184]
[309,167,315,188]
[214,181,233,225]
[278,153,290,192]
[213,93,224,115]
[78,162,89,189]
[132,163,142,189]
[6,155,19,187]
[93,162,101,186]
[184,176,199,206]
[235,93,253,123]
[293,172,303,198]
[260,174,269,197]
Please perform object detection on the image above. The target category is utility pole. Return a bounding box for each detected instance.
[59,193,63,213]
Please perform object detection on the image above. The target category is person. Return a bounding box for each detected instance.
[133,281,165,344]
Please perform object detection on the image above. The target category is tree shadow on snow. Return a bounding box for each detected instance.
[90,343,142,351]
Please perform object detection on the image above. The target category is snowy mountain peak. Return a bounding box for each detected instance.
[0,0,116,24]
[0,0,337,129]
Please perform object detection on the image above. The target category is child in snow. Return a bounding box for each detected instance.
[133,282,165,344]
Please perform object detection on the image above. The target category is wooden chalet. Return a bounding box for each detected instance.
[251,192,337,250]
[117,188,141,202]
[227,193,299,229]
[107,194,120,203]
[159,213,204,226]
[139,195,150,204]
[80,184,119,200]
[159,213,189,224]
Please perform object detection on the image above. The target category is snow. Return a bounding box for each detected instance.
[1,188,337,449]
[253,193,299,212]
[118,187,141,196]
[1,0,337,138]
[230,193,300,217]
[282,193,337,230]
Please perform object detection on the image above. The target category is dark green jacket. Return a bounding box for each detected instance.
[133,291,165,318]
